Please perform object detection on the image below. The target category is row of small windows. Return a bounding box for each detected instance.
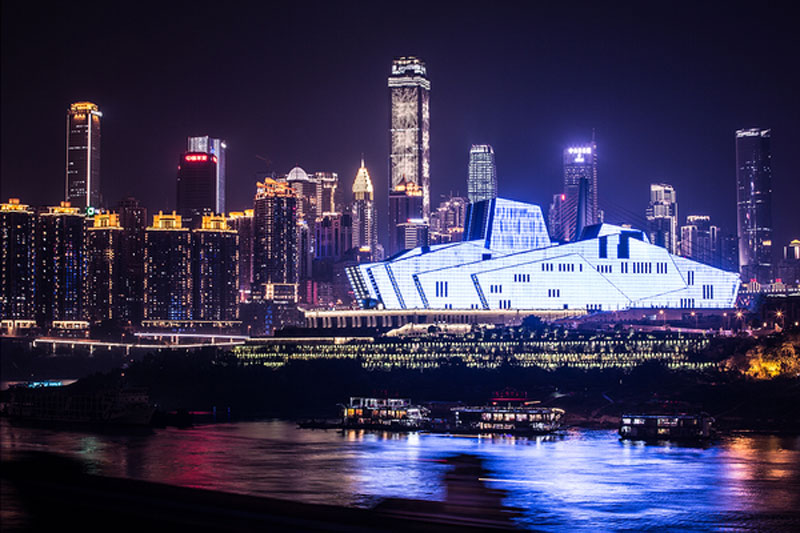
[597,265,612,274]
[687,271,695,285]
[435,281,449,298]
[547,289,561,298]
[656,262,669,274]
[498,299,512,309]
[541,263,554,272]
[587,304,603,311]
[702,284,714,299]
[632,262,652,274]
[489,284,503,294]
[680,298,696,308]
[558,263,576,272]
[514,273,531,282]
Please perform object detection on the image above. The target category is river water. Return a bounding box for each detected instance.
[2,419,799,531]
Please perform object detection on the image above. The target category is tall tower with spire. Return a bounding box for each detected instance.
[352,157,377,260]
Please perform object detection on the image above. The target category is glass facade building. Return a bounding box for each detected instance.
[735,128,773,283]
[66,102,102,209]
[252,179,298,303]
[467,145,497,204]
[550,142,599,242]
[144,212,193,321]
[176,152,218,229]
[0,199,36,321]
[188,136,227,214]
[348,198,739,311]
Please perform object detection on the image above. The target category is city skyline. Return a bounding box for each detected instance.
[1,2,798,251]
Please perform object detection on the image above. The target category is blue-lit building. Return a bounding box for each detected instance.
[347,198,740,311]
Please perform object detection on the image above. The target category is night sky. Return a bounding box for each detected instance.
[2,1,798,248]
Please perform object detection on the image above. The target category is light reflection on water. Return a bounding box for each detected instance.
[2,419,799,531]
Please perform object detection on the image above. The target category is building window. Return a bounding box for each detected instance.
[599,236,608,258]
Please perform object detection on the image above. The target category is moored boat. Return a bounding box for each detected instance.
[619,412,714,441]
[341,397,429,430]
[451,391,565,435]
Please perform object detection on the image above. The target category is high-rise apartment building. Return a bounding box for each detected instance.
[252,179,298,303]
[548,140,599,242]
[228,209,254,302]
[389,56,430,253]
[680,215,721,267]
[430,195,468,244]
[86,213,125,323]
[193,215,239,321]
[66,102,102,209]
[467,145,497,204]
[646,184,679,254]
[117,197,147,325]
[144,212,193,321]
[1,199,36,322]
[736,128,773,282]
[35,203,87,326]
[313,171,340,214]
[177,152,218,228]
[352,159,377,258]
[188,136,227,214]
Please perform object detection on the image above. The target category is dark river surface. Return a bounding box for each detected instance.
[2,419,799,531]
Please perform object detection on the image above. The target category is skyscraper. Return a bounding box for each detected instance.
[35,203,87,326]
[228,209,254,302]
[548,139,599,242]
[429,195,468,244]
[193,215,239,321]
[389,178,425,253]
[680,215,722,267]
[252,179,298,303]
[86,213,125,323]
[646,184,678,254]
[66,102,102,209]
[117,197,147,325]
[389,56,430,253]
[1,199,36,322]
[144,212,193,321]
[188,136,227,214]
[177,152,218,228]
[352,159,377,258]
[467,145,497,204]
[736,128,773,282]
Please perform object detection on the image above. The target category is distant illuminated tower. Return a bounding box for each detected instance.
[252,179,298,303]
[35,203,87,325]
[144,212,193,321]
[228,209,254,302]
[646,184,678,254]
[193,215,239,321]
[389,57,430,234]
[429,195,468,244]
[352,159,377,258]
[736,128,773,282]
[177,152,218,228]
[1,199,36,321]
[548,141,598,242]
[389,178,426,254]
[188,136,227,214]
[680,215,722,267]
[66,102,102,208]
[467,145,497,204]
[313,171,340,214]
[86,213,125,323]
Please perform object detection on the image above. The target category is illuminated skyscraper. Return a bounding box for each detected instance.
[1,199,36,321]
[430,195,468,244]
[144,212,193,321]
[228,209,254,302]
[193,215,239,321]
[646,184,678,254]
[252,179,298,303]
[680,215,721,267]
[352,159,377,258]
[549,138,600,243]
[66,102,102,209]
[389,178,426,254]
[188,136,227,214]
[177,152,218,228]
[313,171,340,214]
[736,128,773,282]
[86,213,125,323]
[467,145,497,204]
[35,203,87,325]
[389,56,430,248]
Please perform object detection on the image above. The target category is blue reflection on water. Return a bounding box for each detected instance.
[2,419,799,531]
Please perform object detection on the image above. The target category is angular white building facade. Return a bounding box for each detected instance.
[347,198,739,311]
